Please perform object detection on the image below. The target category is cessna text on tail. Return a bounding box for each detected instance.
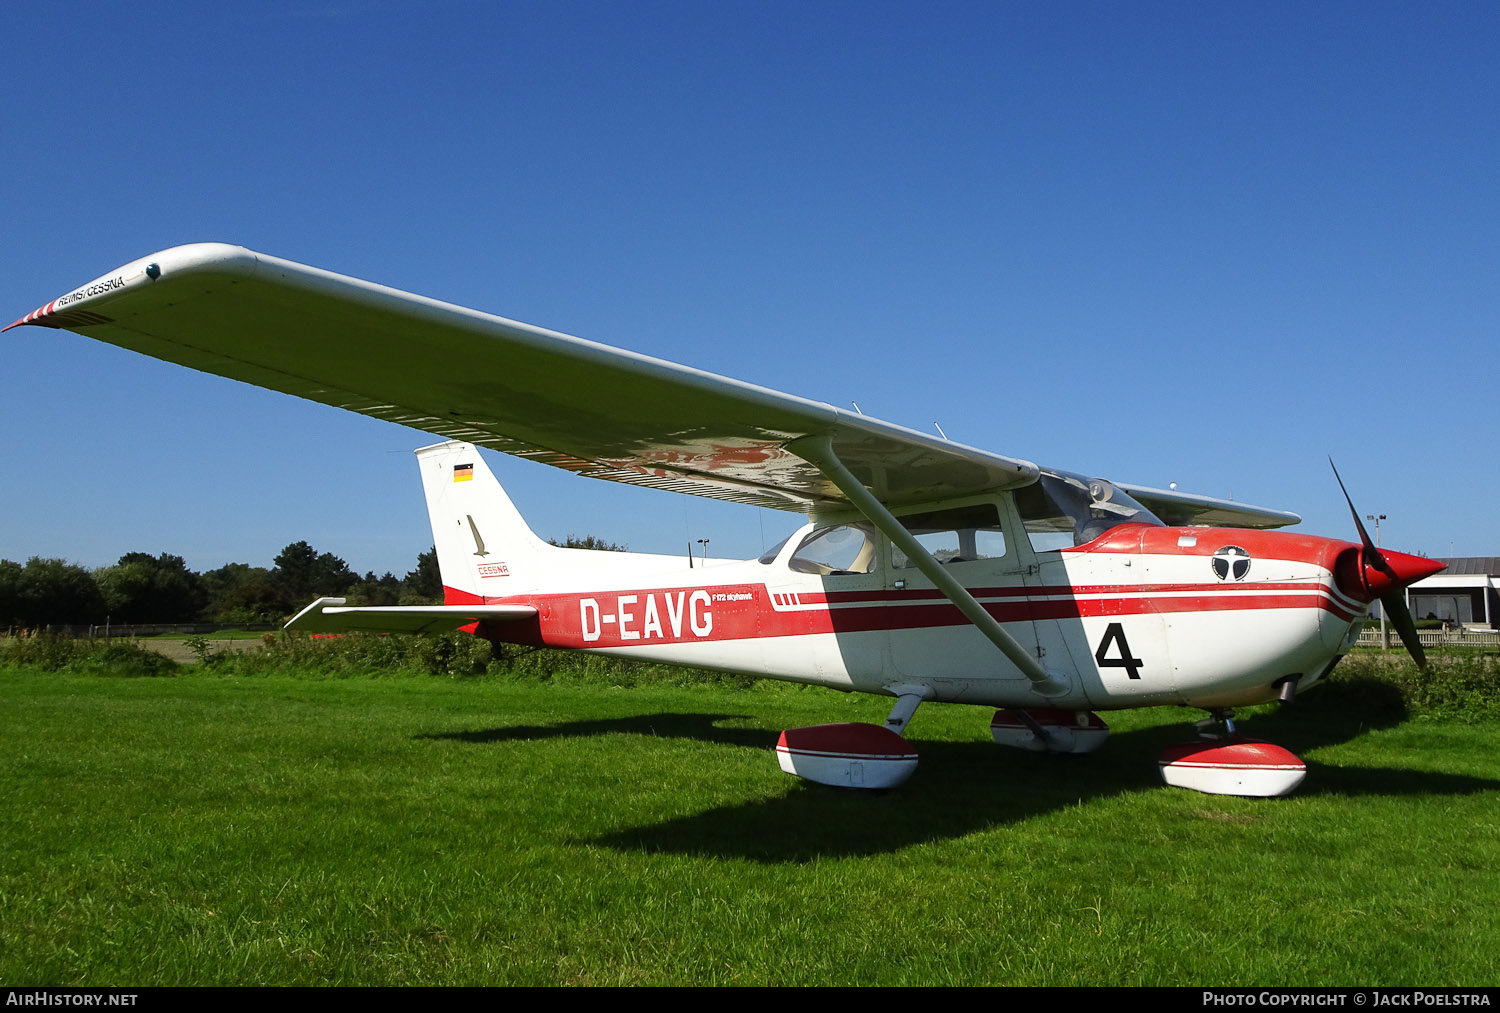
[8,244,1444,795]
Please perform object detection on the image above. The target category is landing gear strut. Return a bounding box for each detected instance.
[990,708,1110,753]
[1193,708,1239,739]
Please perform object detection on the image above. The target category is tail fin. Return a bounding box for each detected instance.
[416,441,549,600]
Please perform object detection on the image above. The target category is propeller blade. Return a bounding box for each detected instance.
[1330,458,1374,549]
[1329,458,1444,667]
[1329,458,1397,579]
[1381,591,1428,670]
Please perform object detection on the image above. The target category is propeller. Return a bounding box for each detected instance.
[1329,460,1447,668]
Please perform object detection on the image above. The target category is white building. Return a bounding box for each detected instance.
[1406,558,1499,631]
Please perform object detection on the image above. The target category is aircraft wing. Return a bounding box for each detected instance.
[8,244,1296,526]
[6,244,1036,511]
[286,597,538,635]
[1115,484,1300,529]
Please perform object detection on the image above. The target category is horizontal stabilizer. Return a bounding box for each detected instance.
[286,597,537,635]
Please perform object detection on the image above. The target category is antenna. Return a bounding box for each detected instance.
[933,422,949,440]
[850,401,863,415]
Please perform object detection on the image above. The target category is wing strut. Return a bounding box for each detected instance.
[790,436,1069,698]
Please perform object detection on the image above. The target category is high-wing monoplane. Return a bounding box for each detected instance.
[8,244,1444,795]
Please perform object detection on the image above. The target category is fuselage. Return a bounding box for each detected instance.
[457,521,1373,713]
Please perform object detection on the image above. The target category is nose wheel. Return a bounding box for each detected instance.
[1160,708,1307,797]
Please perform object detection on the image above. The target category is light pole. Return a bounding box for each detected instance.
[1367,513,1388,649]
[696,538,710,565]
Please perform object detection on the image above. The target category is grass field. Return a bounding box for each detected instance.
[2,662,1497,986]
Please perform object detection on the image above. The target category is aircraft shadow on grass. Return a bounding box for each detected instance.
[418,712,770,750]
[418,677,1500,862]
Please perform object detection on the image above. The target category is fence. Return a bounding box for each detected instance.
[4,623,280,639]
[1356,628,1500,648]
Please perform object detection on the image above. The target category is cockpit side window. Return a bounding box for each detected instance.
[1014,472,1164,552]
[891,502,1006,569]
[788,524,878,575]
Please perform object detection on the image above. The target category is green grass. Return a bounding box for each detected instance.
[1,664,1497,986]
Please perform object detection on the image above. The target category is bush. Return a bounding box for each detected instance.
[3,631,84,670]
[1322,650,1500,722]
[202,631,494,678]
[74,642,180,678]
[1,633,178,677]
[492,644,761,689]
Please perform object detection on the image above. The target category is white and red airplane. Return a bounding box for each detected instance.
[8,244,1444,796]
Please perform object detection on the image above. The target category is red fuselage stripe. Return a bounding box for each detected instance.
[452,580,1358,648]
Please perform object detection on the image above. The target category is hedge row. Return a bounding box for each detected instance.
[3,633,1495,717]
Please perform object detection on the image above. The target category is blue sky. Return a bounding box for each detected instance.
[3,1,1494,576]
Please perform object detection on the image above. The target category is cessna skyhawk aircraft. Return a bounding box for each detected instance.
[8,244,1444,796]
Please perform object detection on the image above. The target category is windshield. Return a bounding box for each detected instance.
[787,524,878,575]
[1014,471,1164,551]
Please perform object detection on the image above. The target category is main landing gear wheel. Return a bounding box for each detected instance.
[775,723,919,789]
[775,690,927,789]
[1158,709,1307,797]
[990,709,1110,753]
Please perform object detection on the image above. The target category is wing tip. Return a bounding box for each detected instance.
[7,243,261,335]
[5,299,59,331]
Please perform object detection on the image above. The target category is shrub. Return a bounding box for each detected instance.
[202,630,494,678]
[1322,650,1500,722]
[492,644,760,689]
[0,633,178,677]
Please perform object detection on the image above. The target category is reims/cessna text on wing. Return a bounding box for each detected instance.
[8,244,1444,796]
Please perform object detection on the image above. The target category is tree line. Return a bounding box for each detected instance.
[0,542,441,628]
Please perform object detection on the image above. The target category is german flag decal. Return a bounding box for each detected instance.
[453,463,474,482]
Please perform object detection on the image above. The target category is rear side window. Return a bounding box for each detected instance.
[891,503,1006,569]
